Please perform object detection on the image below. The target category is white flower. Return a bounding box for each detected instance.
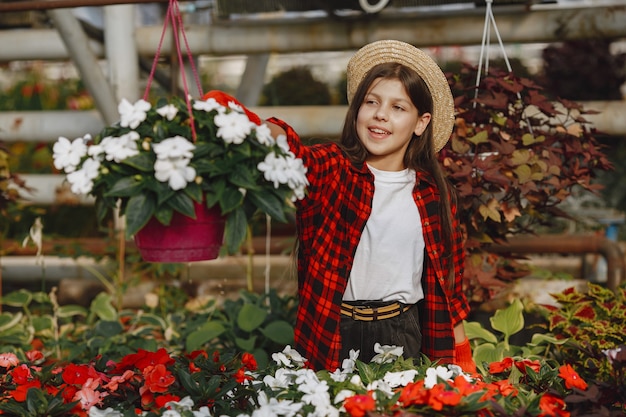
[66,157,100,195]
[371,343,404,364]
[271,346,306,368]
[367,379,395,398]
[263,368,296,389]
[118,98,151,129]
[252,391,303,417]
[53,135,88,173]
[254,123,275,147]
[383,369,419,388]
[424,365,455,389]
[88,408,123,417]
[192,407,212,417]
[275,134,290,153]
[193,97,223,113]
[153,136,196,160]
[102,132,140,163]
[166,396,194,411]
[214,110,255,145]
[161,411,182,417]
[603,346,623,364]
[334,389,356,405]
[156,104,179,121]
[330,349,359,382]
[154,157,196,190]
[257,152,308,200]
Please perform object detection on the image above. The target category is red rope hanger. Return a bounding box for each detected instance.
[143,0,203,141]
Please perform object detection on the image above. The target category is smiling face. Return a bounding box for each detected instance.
[356,78,431,171]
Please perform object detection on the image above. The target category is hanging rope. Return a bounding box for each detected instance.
[474,0,533,134]
[143,0,203,141]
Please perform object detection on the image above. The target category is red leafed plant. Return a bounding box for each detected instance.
[441,65,613,303]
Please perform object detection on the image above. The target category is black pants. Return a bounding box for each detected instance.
[339,302,422,364]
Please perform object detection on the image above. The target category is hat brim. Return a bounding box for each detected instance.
[347,40,454,153]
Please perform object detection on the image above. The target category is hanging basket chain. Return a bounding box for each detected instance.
[474,0,533,135]
[143,0,203,141]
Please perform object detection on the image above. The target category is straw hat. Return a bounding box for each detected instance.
[346,40,454,152]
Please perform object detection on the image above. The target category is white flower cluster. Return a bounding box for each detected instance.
[257,135,309,202]
[89,396,211,417]
[52,97,308,201]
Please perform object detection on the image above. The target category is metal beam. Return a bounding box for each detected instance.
[1,5,625,62]
[47,9,119,125]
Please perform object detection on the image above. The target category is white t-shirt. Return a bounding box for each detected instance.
[343,165,425,304]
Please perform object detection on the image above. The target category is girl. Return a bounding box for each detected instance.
[206,40,475,372]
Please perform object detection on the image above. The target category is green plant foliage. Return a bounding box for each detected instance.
[261,66,332,106]
[541,282,626,382]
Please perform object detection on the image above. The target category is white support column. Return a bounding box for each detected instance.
[104,5,140,102]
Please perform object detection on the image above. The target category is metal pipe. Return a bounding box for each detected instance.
[104,5,140,102]
[490,234,625,291]
[0,0,171,12]
[47,9,119,125]
[2,6,626,61]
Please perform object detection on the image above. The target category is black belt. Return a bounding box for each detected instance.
[341,301,412,321]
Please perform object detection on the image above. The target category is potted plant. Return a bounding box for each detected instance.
[51,95,308,261]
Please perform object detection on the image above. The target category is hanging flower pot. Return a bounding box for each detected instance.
[134,202,225,262]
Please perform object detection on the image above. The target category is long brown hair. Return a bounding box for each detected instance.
[340,62,457,267]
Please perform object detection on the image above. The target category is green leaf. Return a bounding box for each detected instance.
[94,320,124,338]
[468,130,489,145]
[463,320,499,344]
[1,289,33,307]
[176,369,202,397]
[473,343,505,373]
[224,208,248,254]
[220,187,245,213]
[490,298,524,341]
[248,190,287,223]
[167,192,196,218]
[237,304,267,332]
[0,312,23,333]
[125,194,156,236]
[186,321,226,352]
[235,335,257,351]
[90,292,118,321]
[121,152,154,172]
[260,320,294,345]
[31,315,54,333]
[104,177,144,197]
[56,305,88,318]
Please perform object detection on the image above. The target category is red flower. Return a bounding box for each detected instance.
[538,393,569,417]
[113,348,174,373]
[188,350,208,360]
[25,350,45,363]
[492,380,518,396]
[189,362,201,373]
[155,393,181,408]
[213,351,220,362]
[514,359,542,374]
[344,393,376,417]
[242,353,258,371]
[428,383,462,411]
[10,364,33,385]
[62,363,100,386]
[489,357,513,374]
[142,364,176,393]
[233,367,253,384]
[558,364,588,390]
[10,379,41,402]
[398,380,428,407]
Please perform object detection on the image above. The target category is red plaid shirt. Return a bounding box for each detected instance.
[269,118,469,371]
